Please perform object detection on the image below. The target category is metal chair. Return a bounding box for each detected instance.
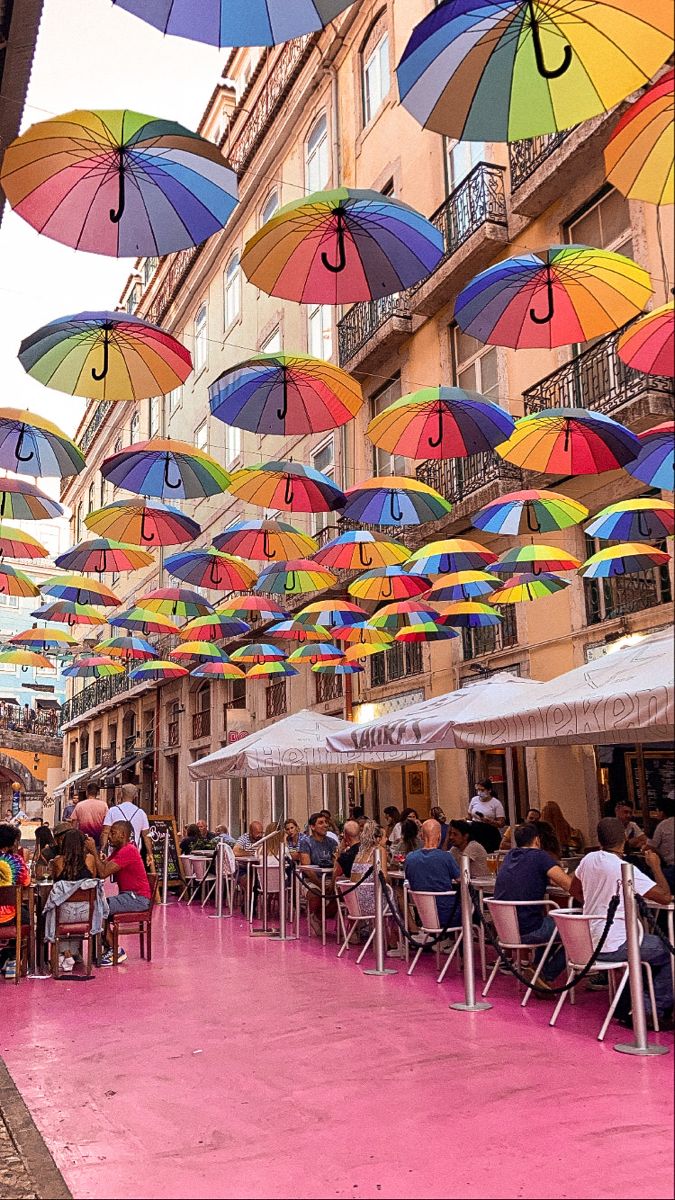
[49,886,98,979]
[0,886,32,985]
[407,888,463,982]
[483,898,560,1006]
[177,855,200,903]
[336,879,376,963]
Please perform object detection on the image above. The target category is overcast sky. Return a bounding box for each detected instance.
[0,0,225,435]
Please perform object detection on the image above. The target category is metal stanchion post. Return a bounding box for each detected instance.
[250,837,275,937]
[271,832,295,941]
[450,854,492,1012]
[209,841,225,920]
[160,829,170,906]
[615,862,668,1057]
[364,847,397,976]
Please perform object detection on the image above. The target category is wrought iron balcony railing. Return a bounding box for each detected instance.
[427,162,507,260]
[78,399,113,452]
[60,670,134,727]
[167,720,180,748]
[338,292,412,366]
[416,450,522,506]
[371,642,423,688]
[192,709,211,740]
[584,568,672,627]
[266,680,287,719]
[315,671,343,703]
[462,608,518,660]
[508,131,572,190]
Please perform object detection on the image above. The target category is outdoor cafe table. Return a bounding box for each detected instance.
[296,866,333,945]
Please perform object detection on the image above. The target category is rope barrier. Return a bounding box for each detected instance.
[287,858,373,897]
[378,871,462,949]
[635,895,675,957]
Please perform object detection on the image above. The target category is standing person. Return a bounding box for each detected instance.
[447,819,490,878]
[100,783,154,863]
[71,783,109,847]
[93,821,153,966]
[0,824,31,980]
[468,779,506,828]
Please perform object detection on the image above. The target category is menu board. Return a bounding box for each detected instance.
[148,816,185,889]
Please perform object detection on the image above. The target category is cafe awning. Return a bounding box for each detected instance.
[35,698,61,710]
[52,766,94,796]
[98,746,155,783]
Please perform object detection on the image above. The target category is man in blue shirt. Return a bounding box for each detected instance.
[494,823,571,983]
[404,819,460,926]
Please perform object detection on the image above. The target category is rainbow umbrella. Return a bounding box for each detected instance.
[180,614,251,641]
[617,302,674,378]
[165,549,256,592]
[255,559,335,596]
[313,530,408,571]
[312,662,364,676]
[190,662,246,680]
[496,409,641,475]
[94,636,158,662]
[0,648,54,669]
[85,499,200,547]
[246,661,298,679]
[112,0,359,46]
[605,69,674,205]
[213,519,317,562]
[101,438,231,499]
[585,498,674,542]
[39,574,121,606]
[340,476,451,526]
[241,188,444,305]
[348,566,430,603]
[625,421,673,491]
[370,601,441,631]
[0,565,40,599]
[425,571,501,602]
[406,539,497,576]
[267,621,331,643]
[216,596,287,622]
[63,656,125,678]
[579,542,671,578]
[433,601,501,627]
[493,545,582,576]
[1,109,238,257]
[228,461,345,513]
[395,624,458,643]
[0,477,64,522]
[287,643,344,665]
[136,587,214,618]
[343,643,390,662]
[455,248,651,349]
[0,524,48,561]
[110,608,181,635]
[55,538,154,574]
[0,409,85,478]
[474,489,588,536]
[231,644,287,665]
[209,352,363,436]
[170,641,227,662]
[332,623,393,647]
[396,0,673,142]
[129,661,189,683]
[294,600,366,628]
[489,573,570,603]
[31,601,107,627]
[19,311,192,402]
[367,388,515,460]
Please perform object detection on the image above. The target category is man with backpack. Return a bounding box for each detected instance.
[100,783,155,868]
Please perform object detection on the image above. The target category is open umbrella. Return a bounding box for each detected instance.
[397,0,673,142]
[474,489,588,536]
[425,571,501,602]
[31,601,108,627]
[579,542,671,578]
[94,636,158,662]
[216,596,287,623]
[0,477,64,522]
[312,662,364,676]
[230,644,287,665]
[228,461,345,513]
[455,248,651,349]
[255,559,335,596]
[19,311,192,402]
[212,519,317,562]
[190,662,246,679]
[406,539,497,576]
[246,661,298,679]
[343,643,390,662]
[605,69,674,205]
[267,621,331,643]
[0,565,40,599]
[489,573,570,603]
[10,628,77,651]
[111,0,360,46]
[340,476,451,526]
[164,549,256,592]
[312,530,408,570]
[0,409,85,477]
[170,641,227,662]
[585,498,674,542]
[293,600,366,628]
[39,574,121,606]
[63,656,125,678]
[370,600,441,631]
[209,352,363,436]
[395,624,458,643]
[0,524,48,561]
[625,422,674,491]
[136,587,215,618]
[55,538,154,574]
[287,643,344,665]
[433,601,501,627]
[367,388,515,460]
[85,499,200,547]
[496,408,641,474]
[493,545,582,576]
[101,438,231,500]
[348,566,430,603]
[0,648,54,669]
[332,623,393,647]
[110,608,181,636]
[1,109,238,257]
[180,614,251,641]
[617,301,674,378]
[129,661,189,683]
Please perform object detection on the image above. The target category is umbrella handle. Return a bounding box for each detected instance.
[528,0,573,78]
[525,504,541,534]
[287,571,296,592]
[283,476,294,506]
[110,151,126,224]
[382,578,393,601]
[277,367,288,423]
[321,208,347,274]
[140,509,154,543]
[209,560,220,587]
[92,328,110,382]
[358,543,372,568]
[428,404,444,450]
[637,512,649,539]
[529,270,555,325]
[163,455,181,490]
[389,492,404,523]
[263,530,276,559]
[14,429,34,464]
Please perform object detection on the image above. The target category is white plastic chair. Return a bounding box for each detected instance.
[178,855,202,905]
[483,898,559,1006]
[221,842,238,914]
[407,889,463,982]
[336,879,376,963]
[249,859,281,922]
[549,910,659,1041]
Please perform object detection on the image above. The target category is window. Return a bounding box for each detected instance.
[129,411,140,444]
[583,534,671,625]
[0,592,18,609]
[168,386,182,415]
[305,113,329,192]
[461,608,518,659]
[261,326,282,355]
[261,190,280,226]
[453,329,499,402]
[566,189,632,257]
[372,376,405,476]
[194,303,208,372]
[87,483,95,513]
[75,502,83,542]
[0,658,16,671]
[99,476,106,508]
[149,396,161,438]
[225,424,241,466]
[362,22,389,125]
[311,438,335,536]
[266,679,287,719]
[307,304,333,361]
[371,642,423,687]
[446,140,485,189]
[195,420,208,453]
[224,252,241,328]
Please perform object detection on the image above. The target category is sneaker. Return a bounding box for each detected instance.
[99,948,128,967]
[62,956,75,973]
[386,948,403,958]
[3,960,16,980]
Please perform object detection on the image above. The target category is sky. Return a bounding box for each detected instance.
[0,0,226,436]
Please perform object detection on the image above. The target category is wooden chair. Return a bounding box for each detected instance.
[109,876,160,965]
[0,886,33,985]
[49,887,97,979]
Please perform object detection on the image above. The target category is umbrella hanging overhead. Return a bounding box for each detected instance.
[180,614,251,641]
[605,69,674,205]
[230,644,287,665]
[406,539,497,576]
[455,247,651,349]
[340,476,451,526]
[348,566,431,603]
[0,564,40,599]
[101,438,231,499]
[109,607,181,635]
[40,574,121,606]
[396,0,673,142]
[0,648,54,669]
[287,643,344,665]
[313,530,409,571]
[489,573,571,603]
[267,621,331,643]
[85,498,201,547]
[62,656,125,679]
[425,571,501,602]
[0,477,64,522]
[111,0,360,47]
[579,542,671,578]
[212,519,317,562]
[31,601,108,627]
[367,388,515,460]
[0,524,49,561]
[216,596,287,622]
[246,661,298,679]
[135,587,215,618]
[343,642,390,662]
[227,461,345,513]
[10,628,77,650]
[496,408,641,475]
[370,600,442,631]
[1,109,238,257]
[19,311,192,402]
[55,538,154,574]
[585,498,674,542]
[129,661,189,683]
[625,422,674,491]
[395,623,458,643]
[474,489,588,536]
[312,662,364,675]
[255,559,336,596]
[0,409,85,478]
[332,623,393,647]
[209,353,363,436]
[191,661,246,679]
[293,600,366,628]
[164,548,257,592]
[170,641,227,662]
[433,601,501,627]
[617,301,674,378]
[241,188,444,304]
[493,544,582,575]
[94,636,158,662]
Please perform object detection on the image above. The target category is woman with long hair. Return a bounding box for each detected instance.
[390,818,422,862]
[31,825,55,880]
[51,830,97,973]
[540,802,584,856]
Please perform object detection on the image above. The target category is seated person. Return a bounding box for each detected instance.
[447,819,489,878]
[534,819,562,862]
[494,823,571,985]
[404,819,460,929]
[213,824,236,847]
[614,801,647,853]
[390,817,422,863]
[94,821,154,966]
[467,818,502,855]
[430,807,450,850]
[571,818,673,1027]
[31,825,55,880]
[49,829,98,973]
[0,823,31,981]
[541,801,584,856]
[333,820,361,883]
[318,810,340,844]
[500,808,541,851]
[180,824,204,855]
[299,813,338,937]
[649,800,674,893]
[234,821,264,856]
[283,818,304,860]
[196,819,214,842]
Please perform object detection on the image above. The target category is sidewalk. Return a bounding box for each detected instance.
[0,1061,70,1200]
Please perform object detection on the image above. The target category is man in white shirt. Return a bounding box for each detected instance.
[100,783,154,862]
[468,780,506,827]
[571,817,672,1025]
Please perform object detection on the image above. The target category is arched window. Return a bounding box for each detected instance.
[224,251,241,328]
[305,113,329,192]
[129,410,140,444]
[194,303,208,371]
[75,502,83,543]
[261,189,279,226]
[361,14,390,126]
[87,482,95,513]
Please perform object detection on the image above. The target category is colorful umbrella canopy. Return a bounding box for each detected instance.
[209,352,363,436]
[287,643,344,664]
[433,601,501,627]
[85,498,201,547]
[496,408,641,474]
[1,109,238,257]
[246,661,298,679]
[10,628,77,650]
[267,621,331,643]
[0,648,53,669]
[111,0,360,47]
[396,0,673,142]
[489,573,570,603]
[395,624,458,643]
[0,409,85,478]
[617,301,674,378]
[39,574,121,606]
[31,601,107,627]
[241,189,444,304]
[212,519,317,562]
[255,559,336,597]
[190,662,246,680]
[585,498,674,542]
[228,461,345,513]
[55,538,154,574]
[343,643,390,661]
[348,566,430,603]
[101,438,231,500]
[63,656,125,678]
[94,636,158,662]
[312,530,409,571]
[170,641,227,662]
[0,524,49,561]
[293,600,366,628]
[216,596,287,622]
[474,489,588,536]
[19,311,192,402]
[312,662,364,675]
[425,570,501,602]
[625,422,674,491]
[164,549,256,592]
[110,608,181,635]
[135,587,215,618]
[340,476,451,526]
[129,661,189,683]
[180,614,251,641]
[0,477,64,522]
[455,247,651,349]
[230,644,287,665]
[579,542,671,578]
[332,623,393,647]
[370,600,441,631]
[493,545,582,576]
[367,388,515,460]
[406,539,497,576]
[0,565,40,599]
[605,69,674,205]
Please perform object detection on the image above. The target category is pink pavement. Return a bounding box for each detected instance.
[1,904,672,1200]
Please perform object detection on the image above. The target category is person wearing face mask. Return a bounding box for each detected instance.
[468,779,506,828]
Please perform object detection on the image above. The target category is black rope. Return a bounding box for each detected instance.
[635,895,675,957]
[287,858,373,897]
[378,871,462,949]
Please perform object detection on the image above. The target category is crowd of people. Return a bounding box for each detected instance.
[0,701,60,735]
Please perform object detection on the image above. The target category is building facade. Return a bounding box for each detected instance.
[59,2,674,837]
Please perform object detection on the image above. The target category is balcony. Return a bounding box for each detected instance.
[371,642,423,688]
[508,110,617,218]
[192,710,211,740]
[315,672,343,704]
[416,451,523,531]
[266,680,287,719]
[60,670,134,727]
[338,293,412,373]
[584,567,672,627]
[167,720,179,748]
[78,399,113,452]
[461,608,518,661]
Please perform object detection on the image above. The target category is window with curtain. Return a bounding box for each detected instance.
[362,17,390,126]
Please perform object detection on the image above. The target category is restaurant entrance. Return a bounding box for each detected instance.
[467,746,529,823]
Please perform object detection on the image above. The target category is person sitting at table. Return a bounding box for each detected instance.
[333,820,361,883]
[467,818,502,855]
[468,779,506,828]
[534,820,562,862]
[48,829,99,974]
[180,823,212,855]
[71,783,108,848]
[404,819,461,931]
[93,821,154,967]
[430,806,450,849]
[649,800,674,893]
[213,824,236,847]
[299,812,338,937]
[196,819,215,842]
[500,809,541,851]
[614,800,646,853]
[234,821,264,856]
[0,823,31,981]
[389,807,420,845]
[540,801,584,856]
[283,818,304,860]
[447,820,489,879]
[390,818,422,863]
[494,823,572,987]
[383,806,401,843]
[318,810,340,843]
[31,825,55,881]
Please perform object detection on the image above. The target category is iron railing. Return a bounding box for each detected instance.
[0,708,61,737]
[315,672,343,703]
[371,642,423,688]
[337,514,414,546]
[266,680,287,719]
[461,608,518,660]
[428,162,507,260]
[508,131,572,190]
[584,568,672,626]
[78,399,114,452]
[416,450,522,505]
[192,710,211,740]
[60,670,133,727]
[338,292,412,366]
